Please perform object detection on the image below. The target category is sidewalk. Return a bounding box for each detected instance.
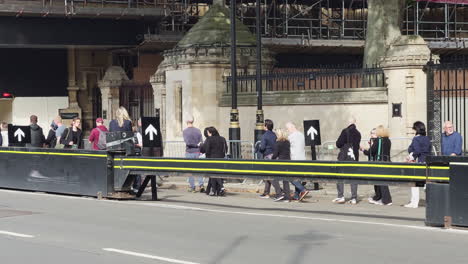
[158,176,425,206]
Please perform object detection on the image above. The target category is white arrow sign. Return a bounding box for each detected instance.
[307,126,318,141]
[14,128,25,142]
[145,124,158,141]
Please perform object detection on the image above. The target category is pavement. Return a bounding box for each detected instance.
[0,182,466,264]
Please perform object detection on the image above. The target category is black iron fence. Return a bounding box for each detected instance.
[225,67,385,93]
[427,60,468,154]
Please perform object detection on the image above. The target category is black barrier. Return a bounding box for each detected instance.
[113,157,450,185]
[0,147,109,197]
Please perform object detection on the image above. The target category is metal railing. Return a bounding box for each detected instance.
[163,140,255,159]
[225,67,385,94]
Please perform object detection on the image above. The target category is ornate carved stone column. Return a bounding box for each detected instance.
[380,36,431,144]
[150,68,166,141]
[98,66,129,124]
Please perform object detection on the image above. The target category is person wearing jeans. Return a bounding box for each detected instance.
[183,118,204,193]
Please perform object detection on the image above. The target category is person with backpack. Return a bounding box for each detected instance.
[27,115,45,148]
[362,125,392,206]
[333,117,361,204]
[89,118,108,150]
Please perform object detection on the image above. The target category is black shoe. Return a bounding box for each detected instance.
[219,189,226,196]
[199,187,205,193]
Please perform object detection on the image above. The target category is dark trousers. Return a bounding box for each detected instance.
[372,185,392,204]
[337,183,358,199]
[206,178,224,195]
[264,180,291,198]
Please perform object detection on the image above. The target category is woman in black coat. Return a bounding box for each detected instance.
[363,125,392,205]
[60,117,84,149]
[271,128,292,202]
[200,126,227,196]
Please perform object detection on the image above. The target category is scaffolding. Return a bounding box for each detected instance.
[157,0,468,44]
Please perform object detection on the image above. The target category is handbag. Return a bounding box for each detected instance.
[55,128,70,149]
[337,129,356,161]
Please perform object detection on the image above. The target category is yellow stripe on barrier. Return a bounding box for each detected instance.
[0,150,107,158]
[119,158,449,170]
[115,165,450,181]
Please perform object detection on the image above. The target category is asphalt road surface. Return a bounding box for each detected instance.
[0,188,467,264]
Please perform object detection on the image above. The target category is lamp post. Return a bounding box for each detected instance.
[254,0,264,145]
[229,0,241,158]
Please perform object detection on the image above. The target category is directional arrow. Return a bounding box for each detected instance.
[145,124,158,141]
[14,128,25,142]
[307,126,318,141]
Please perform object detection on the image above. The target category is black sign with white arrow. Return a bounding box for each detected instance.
[141,117,162,147]
[303,120,321,146]
[8,124,31,146]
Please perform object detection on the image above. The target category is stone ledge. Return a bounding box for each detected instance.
[219,87,388,107]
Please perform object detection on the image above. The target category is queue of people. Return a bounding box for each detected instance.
[0,106,464,206]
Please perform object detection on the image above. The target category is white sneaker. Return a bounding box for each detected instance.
[348,198,357,205]
[375,200,392,206]
[368,198,379,204]
[332,197,345,204]
[404,203,418,208]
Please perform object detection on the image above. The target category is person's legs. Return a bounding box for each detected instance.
[263,180,272,195]
[336,183,344,198]
[380,185,392,204]
[410,187,420,205]
[282,181,290,197]
[350,184,358,200]
[197,177,204,188]
[271,180,283,198]
[373,185,382,201]
[185,152,200,190]
[292,181,305,192]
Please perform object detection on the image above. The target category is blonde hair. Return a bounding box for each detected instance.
[275,128,288,142]
[376,125,390,138]
[116,106,130,127]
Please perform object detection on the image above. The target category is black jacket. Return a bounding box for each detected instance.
[28,124,45,148]
[200,135,227,158]
[45,128,57,148]
[336,124,362,161]
[60,127,83,149]
[364,137,391,162]
[272,140,291,160]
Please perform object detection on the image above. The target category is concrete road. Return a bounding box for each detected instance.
[0,188,467,264]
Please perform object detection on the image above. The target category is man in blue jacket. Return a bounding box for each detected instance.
[441,121,463,156]
[259,119,277,198]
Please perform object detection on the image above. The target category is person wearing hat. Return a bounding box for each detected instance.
[88,117,108,150]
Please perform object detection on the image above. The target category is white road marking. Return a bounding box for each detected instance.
[103,248,200,264]
[0,230,34,238]
[1,189,467,234]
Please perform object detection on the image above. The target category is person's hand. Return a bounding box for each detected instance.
[69,141,74,145]
[451,153,457,156]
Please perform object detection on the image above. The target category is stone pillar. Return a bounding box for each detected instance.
[381,36,431,146]
[60,47,82,126]
[150,68,166,141]
[98,66,129,125]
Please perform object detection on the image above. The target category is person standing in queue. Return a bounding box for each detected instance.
[285,122,309,201]
[405,121,431,208]
[200,127,227,196]
[88,117,108,150]
[60,117,83,149]
[441,120,463,156]
[270,128,292,202]
[258,119,277,199]
[363,125,392,206]
[109,106,132,132]
[334,117,361,205]
[183,118,204,193]
[27,115,45,148]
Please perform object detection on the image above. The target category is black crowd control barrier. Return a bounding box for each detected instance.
[113,157,450,185]
[0,147,109,197]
